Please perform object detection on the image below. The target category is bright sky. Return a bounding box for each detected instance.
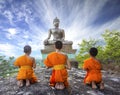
[0,0,120,58]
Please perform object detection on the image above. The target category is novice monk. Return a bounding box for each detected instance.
[83,47,104,90]
[14,45,38,87]
[44,41,71,90]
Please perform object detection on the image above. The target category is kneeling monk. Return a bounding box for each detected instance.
[14,45,38,87]
[83,47,104,90]
[44,41,71,89]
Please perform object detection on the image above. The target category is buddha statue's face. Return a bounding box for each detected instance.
[53,21,59,27]
[53,17,60,28]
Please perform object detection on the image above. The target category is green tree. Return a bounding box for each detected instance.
[102,30,120,61]
[0,55,17,78]
[76,30,120,67]
[76,38,104,67]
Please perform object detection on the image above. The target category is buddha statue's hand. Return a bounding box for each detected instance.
[61,38,64,41]
[44,39,49,45]
[45,38,49,41]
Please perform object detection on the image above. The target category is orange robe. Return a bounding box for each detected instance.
[44,52,69,87]
[83,57,102,84]
[14,55,37,83]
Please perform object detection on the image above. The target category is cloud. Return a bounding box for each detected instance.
[7,28,17,35]
[29,0,110,49]
[3,10,14,25]
[63,0,120,48]
[3,28,19,40]
[0,43,21,57]
[0,0,120,58]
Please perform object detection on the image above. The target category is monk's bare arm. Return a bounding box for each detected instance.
[98,59,103,70]
[32,57,36,68]
[66,55,71,70]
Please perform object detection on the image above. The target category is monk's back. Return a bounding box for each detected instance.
[83,57,102,83]
[84,58,101,70]
[15,55,33,67]
[48,52,67,65]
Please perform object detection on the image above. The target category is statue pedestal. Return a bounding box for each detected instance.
[41,44,78,68]
[41,44,76,54]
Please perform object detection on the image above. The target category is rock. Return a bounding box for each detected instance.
[17,91,24,95]
[23,91,33,95]
[70,61,79,68]
[0,67,120,95]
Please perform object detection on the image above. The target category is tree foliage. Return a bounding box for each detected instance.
[76,30,120,67]
[102,30,120,61]
[76,38,103,65]
[0,55,18,78]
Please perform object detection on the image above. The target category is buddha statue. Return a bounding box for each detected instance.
[44,17,73,45]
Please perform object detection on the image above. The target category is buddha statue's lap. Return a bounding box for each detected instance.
[45,40,73,45]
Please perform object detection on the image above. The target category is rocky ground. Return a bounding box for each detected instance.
[0,65,120,95]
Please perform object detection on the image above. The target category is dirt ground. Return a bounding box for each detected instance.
[0,64,120,95]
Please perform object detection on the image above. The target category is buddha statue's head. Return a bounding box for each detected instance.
[53,17,60,27]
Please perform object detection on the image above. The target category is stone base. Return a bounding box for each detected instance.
[41,44,76,54]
